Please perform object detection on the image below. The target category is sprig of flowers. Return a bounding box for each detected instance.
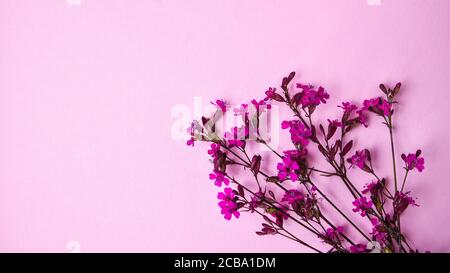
[187,72,424,253]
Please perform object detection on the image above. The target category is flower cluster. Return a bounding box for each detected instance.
[188,71,426,253]
[218,187,240,220]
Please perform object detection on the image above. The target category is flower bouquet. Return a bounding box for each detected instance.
[187,72,424,253]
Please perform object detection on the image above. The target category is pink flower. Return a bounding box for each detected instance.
[281,189,304,204]
[251,98,272,112]
[393,191,418,216]
[265,87,284,102]
[296,84,330,107]
[281,120,311,147]
[357,109,368,127]
[249,191,265,212]
[186,121,202,146]
[212,99,227,113]
[362,181,379,195]
[339,102,357,114]
[207,143,221,157]
[233,104,249,117]
[277,157,300,181]
[370,218,387,244]
[352,197,373,217]
[347,150,368,170]
[224,127,246,148]
[324,226,344,242]
[217,187,240,220]
[349,244,367,253]
[327,119,343,128]
[363,97,392,116]
[401,150,425,172]
[209,171,230,187]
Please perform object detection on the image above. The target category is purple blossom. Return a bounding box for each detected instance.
[362,181,379,195]
[217,187,240,220]
[281,120,311,147]
[296,84,330,107]
[363,97,392,116]
[212,99,227,113]
[347,150,368,170]
[224,127,247,148]
[402,150,425,172]
[207,143,221,157]
[349,244,367,253]
[357,109,369,127]
[233,104,249,117]
[370,218,387,244]
[251,98,272,112]
[352,197,373,217]
[324,226,344,242]
[327,119,343,128]
[339,101,357,114]
[394,191,418,216]
[277,157,300,181]
[281,189,304,205]
[209,171,230,187]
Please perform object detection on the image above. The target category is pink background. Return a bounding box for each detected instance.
[1,0,450,252]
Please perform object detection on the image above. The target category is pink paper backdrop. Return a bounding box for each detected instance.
[1,0,450,252]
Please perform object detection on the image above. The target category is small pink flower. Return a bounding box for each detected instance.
[207,143,221,157]
[363,97,392,116]
[362,181,379,195]
[281,189,304,204]
[277,157,300,181]
[281,120,311,147]
[209,171,230,187]
[347,150,368,170]
[224,127,246,148]
[212,99,227,113]
[295,84,330,107]
[349,244,367,253]
[393,191,418,216]
[327,119,343,128]
[324,226,344,242]
[401,150,425,172]
[339,102,357,114]
[217,187,240,220]
[352,197,373,217]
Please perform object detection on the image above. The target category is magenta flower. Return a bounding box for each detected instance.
[212,99,227,113]
[224,127,246,148]
[357,109,368,127]
[352,197,373,217]
[233,104,249,117]
[277,157,300,181]
[327,119,343,128]
[249,191,265,212]
[370,218,387,244]
[265,87,285,102]
[281,120,311,147]
[217,187,240,220]
[207,143,221,157]
[281,189,304,205]
[347,150,368,170]
[362,181,379,195]
[209,171,230,187]
[296,84,330,107]
[393,191,418,216]
[363,97,392,116]
[251,98,272,112]
[324,226,344,242]
[349,244,367,253]
[401,150,425,172]
[339,101,357,114]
